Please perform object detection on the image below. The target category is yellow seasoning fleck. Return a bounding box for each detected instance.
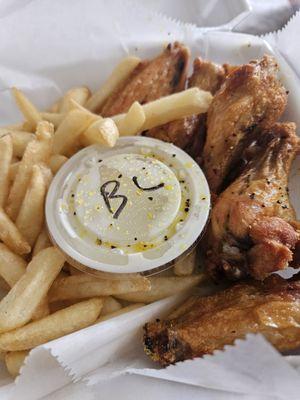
[136,190,142,196]
[165,185,173,190]
[184,162,193,168]
[147,212,153,220]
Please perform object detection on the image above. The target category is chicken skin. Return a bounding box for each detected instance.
[146,58,225,154]
[100,42,190,117]
[144,274,300,366]
[203,55,288,194]
[206,122,300,281]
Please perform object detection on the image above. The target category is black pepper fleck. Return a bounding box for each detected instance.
[184,207,189,212]
[118,174,122,179]
[111,245,116,249]
[148,197,153,201]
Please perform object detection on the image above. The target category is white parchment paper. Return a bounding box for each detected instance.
[0,1,300,399]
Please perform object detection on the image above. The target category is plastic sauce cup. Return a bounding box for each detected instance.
[46,136,210,275]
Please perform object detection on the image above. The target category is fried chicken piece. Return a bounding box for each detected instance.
[100,42,190,117]
[206,122,300,280]
[144,274,300,366]
[203,55,288,194]
[146,58,225,155]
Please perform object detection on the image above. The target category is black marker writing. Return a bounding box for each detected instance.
[100,180,127,219]
[132,176,164,191]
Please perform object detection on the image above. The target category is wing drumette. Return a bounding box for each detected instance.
[206,122,300,280]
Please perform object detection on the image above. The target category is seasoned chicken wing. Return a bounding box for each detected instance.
[144,274,300,366]
[146,58,225,155]
[100,42,190,117]
[206,122,300,280]
[203,55,288,194]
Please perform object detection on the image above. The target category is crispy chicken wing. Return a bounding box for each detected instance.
[144,274,300,366]
[206,122,300,280]
[146,58,225,155]
[100,42,190,117]
[203,55,288,194]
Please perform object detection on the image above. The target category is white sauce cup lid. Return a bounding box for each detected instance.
[46,136,210,274]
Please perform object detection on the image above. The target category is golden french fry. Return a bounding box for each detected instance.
[0,247,65,332]
[112,88,213,131]
[53,110,94,155]
[0,208,31,255]
[49,274,151,302]
[0,129,34,158]
[59,87,91,113]
[41,112,65,128]
[174,249,197,276]
[115,274,205,303]
[68,265,83,275]
[16,165,46,246]
[85,56,141,112]
[114,101,145,136]
[0,298,103,351]
[96,303,144,323]
[101,297,122,316]
[81,118,119,147]
[37,162,53,188]
[0,135,13,207]
[12,87,42,131]
[9,162,20,182]
[0,243,27,287]
[6,121,54,220]
[5,350,29,377]
[32,226,52,256]
[49,154,68,174]
[31,297,50,321]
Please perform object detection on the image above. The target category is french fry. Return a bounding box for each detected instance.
[0,129,34,158]
[112,88,213,131]
[9,162,20,182]
[49,154,68,174]
[174,249,197,276]
[81,118,119,147]
[5,350,29,377]
[0,243,27,287]
[0,135,13,207]
[114,101,145,136]
[16,165,47,246]
[53,110,94,155]
[6,121,54,220]
[32,226,52,256]
[12,87,42,131]
[115,274,205,303]
[41,112,65,128]
[85,56,141,112]
[49,274,151,302]
[101,296,122,316]
[0,247,65,332]
[37,162,53,188]
[0,277,10,293]
[0,298,103,351]
[31,297,50,321]
[0,208,31,255]
[96,303,144,323]
[59,87,91,113]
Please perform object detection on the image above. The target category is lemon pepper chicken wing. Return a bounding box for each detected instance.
[144,275,300,366]
[100,42,190,117]
[146,58,225,154]
[203,55,288,194]
[206,122,300,281]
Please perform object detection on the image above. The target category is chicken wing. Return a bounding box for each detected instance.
[146,58,225,155]
[100,42,190,117]
[144,274,300,366]
[203,55,288,194]
[206,122,300,280]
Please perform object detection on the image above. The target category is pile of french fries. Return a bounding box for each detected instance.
[0,55,210,378]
